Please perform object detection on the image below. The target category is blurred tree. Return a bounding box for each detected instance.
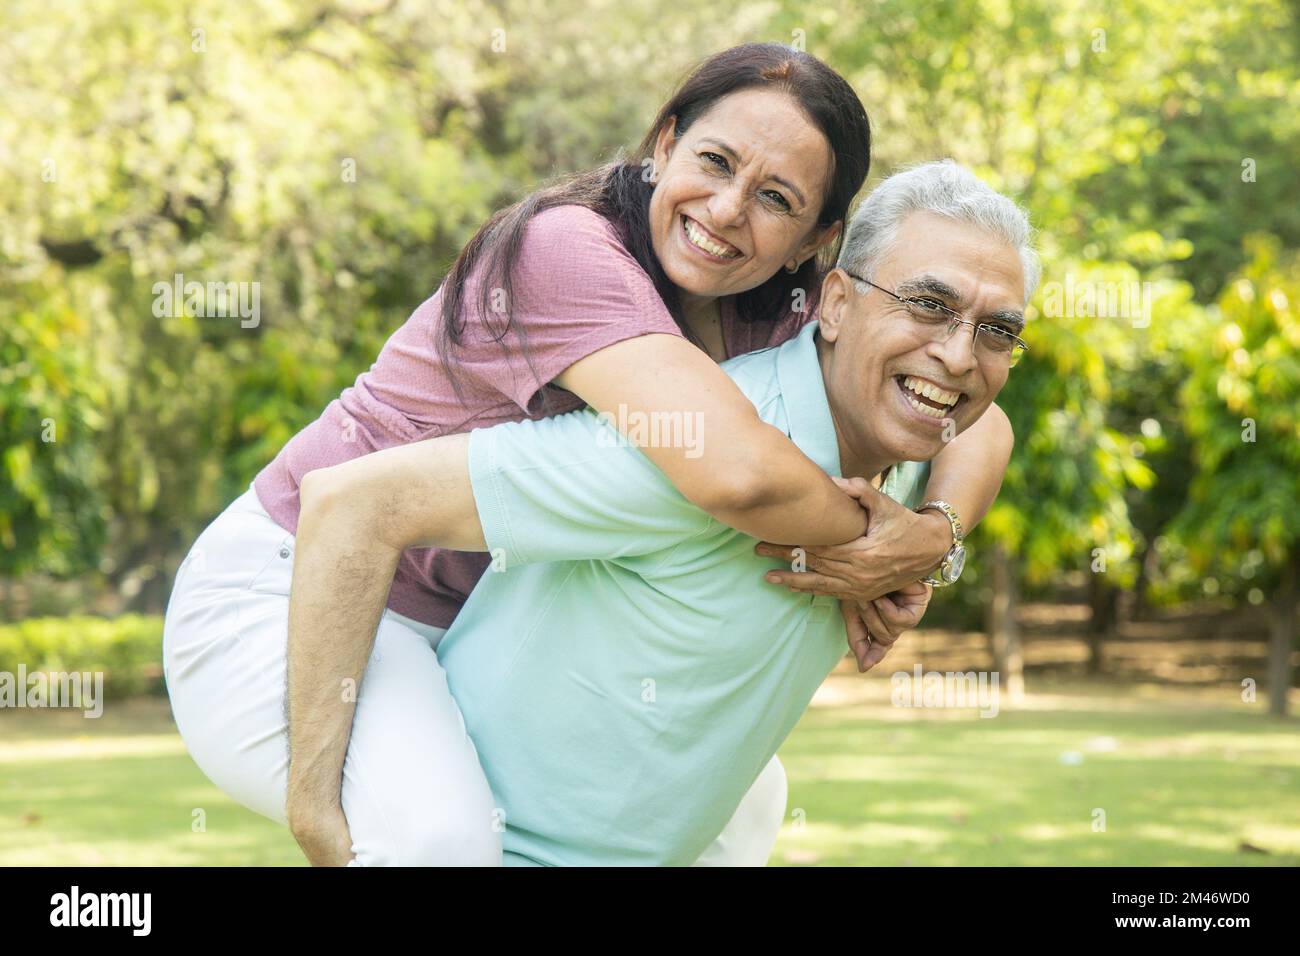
[0,0,765,599]
[0,0,1296,687]
[0,281,107,589]
[975,265,1155,698]
[800,0,1297,687]
[1171,238,1300,716]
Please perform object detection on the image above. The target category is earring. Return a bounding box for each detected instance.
[785,261,800,274]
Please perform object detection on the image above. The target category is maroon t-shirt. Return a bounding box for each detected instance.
[253,204,808,626]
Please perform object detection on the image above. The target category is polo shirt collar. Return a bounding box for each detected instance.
[775,320,843,478]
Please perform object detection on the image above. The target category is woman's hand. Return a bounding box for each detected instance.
[286,797,356,867]
[754,476,952,603]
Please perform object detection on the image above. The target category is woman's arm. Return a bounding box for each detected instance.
[756,404,1012,672]
[920,400,1013,535]
[555,333,868,546]
[285,436,483,865]
[757,402,1013,601]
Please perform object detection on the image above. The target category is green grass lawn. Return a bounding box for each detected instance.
[2,677,1297,866]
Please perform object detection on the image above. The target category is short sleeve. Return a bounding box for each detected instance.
[457,205,684,412]
[468,408,713,567]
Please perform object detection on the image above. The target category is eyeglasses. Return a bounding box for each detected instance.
[842,270,1029,369]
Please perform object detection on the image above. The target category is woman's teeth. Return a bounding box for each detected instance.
[901,375,959,419]
[683,217,739,259]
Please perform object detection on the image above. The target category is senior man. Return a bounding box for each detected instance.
[287,160,1039,865]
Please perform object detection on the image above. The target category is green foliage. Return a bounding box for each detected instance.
[979,258,1163,588]
[0,615,164,698]
[1170,238,1300,595]
[0,0,1297,621]
[0,0,773,597]
[0,283,108,577]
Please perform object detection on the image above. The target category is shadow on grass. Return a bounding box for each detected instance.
[2,687,1297,866]
[773,688,1300,867]
[0,701,302,866]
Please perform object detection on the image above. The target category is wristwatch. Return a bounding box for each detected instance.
[918,499,966,587]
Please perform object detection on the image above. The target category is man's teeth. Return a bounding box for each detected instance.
[684,217,739,259]
[902,375,959,419]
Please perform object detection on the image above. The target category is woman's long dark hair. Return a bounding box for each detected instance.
[437,42,872,394]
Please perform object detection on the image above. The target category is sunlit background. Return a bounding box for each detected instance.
[2,0,1297,865]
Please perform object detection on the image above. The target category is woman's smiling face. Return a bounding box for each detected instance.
[648,87,840,303]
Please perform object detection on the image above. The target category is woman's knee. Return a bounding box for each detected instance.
[694,754,789,867]
[746,755,789,843]
[350,794,504,866]
[406,808,504,867]
[342,617,503,866]
[756,754,789,816]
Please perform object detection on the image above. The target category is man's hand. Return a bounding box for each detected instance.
[841,581,932,672]
[756,476,951,603]
[286,797,356,867]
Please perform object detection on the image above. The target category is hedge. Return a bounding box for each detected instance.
[0,615,165,699]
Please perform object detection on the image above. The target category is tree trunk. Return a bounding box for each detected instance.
[0,577,13,623]
[1267,551,1298,718]
[1133,542,1159,622]
[987,543,1025,704]
[1087,574,1119,676]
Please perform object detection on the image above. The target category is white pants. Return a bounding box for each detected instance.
[162,488,787,866]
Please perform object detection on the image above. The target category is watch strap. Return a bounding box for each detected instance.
[919,499,964,586]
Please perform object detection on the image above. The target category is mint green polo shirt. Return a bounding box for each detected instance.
[438,320,931,866]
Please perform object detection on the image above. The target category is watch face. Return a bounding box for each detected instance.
[945,545,967,583]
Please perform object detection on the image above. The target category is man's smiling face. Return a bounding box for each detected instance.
[817,210,1027,472]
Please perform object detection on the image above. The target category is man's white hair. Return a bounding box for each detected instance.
[837,159,1041,304]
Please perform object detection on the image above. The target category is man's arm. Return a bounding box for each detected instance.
[284,409,708,864]
[285,433,484,865]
